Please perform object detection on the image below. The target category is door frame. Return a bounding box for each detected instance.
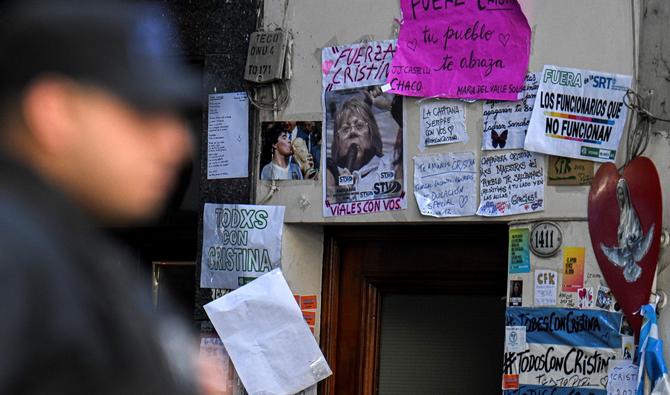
[319,224,508,395]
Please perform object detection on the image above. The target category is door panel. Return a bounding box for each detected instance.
[320,225,508,395]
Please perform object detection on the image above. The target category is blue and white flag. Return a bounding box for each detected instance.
[636,304,670,395]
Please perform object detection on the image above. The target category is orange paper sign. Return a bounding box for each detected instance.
[301,295,318,310]
[562,247,585,292]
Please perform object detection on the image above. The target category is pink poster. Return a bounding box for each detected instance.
[386,0,531,100]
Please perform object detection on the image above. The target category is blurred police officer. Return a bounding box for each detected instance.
[0,1,204,394]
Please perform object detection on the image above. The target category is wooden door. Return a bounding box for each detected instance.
[320,224,508,394]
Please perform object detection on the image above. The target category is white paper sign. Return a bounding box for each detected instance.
[477,151,545,217]
[207,92,249,179]
[606,360,638,394]
[505,326,527,353]
[204,269,332,395]
[525,65,632,162]
[419,100,467,150]
[321,40,396,92]
[200,203,285,289]
[482,73,539,151]
[413,152,476,217]
[534,270,557,306]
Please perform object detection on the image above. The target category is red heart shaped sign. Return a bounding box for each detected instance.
[588,157,662,338]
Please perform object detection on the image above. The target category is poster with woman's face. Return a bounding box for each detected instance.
[259,121,322,181]
[323,87,406,217]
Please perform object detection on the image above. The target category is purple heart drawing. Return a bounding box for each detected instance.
[499,33,511,47]
[407,39,417,52]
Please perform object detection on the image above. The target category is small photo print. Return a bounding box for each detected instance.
[509,279,523,307]
[596,286,613,311]
[260,121,322,181]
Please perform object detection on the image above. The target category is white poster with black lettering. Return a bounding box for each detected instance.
[413,152,476,217]
[524,65,631,162]
[200,203,285,289]
[477,151,545,217]
[207,92,249,179]
[482,72,539,151]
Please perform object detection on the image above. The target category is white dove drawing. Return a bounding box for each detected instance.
[600,178,654,283]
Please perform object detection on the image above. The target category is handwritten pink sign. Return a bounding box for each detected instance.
[386,0,531,100]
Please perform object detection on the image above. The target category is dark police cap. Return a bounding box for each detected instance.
[0,0,200,110]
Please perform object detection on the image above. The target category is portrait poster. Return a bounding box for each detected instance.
[200,203,285,289]
[385,0,530,100]
[322,88,406,217]
[524,65,632,162]
[259,121,322,181]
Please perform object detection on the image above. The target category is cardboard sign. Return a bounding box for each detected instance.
[386,0,530,100]
[244,31,289,83]
[525,65,632,162]
[477,151,545,217]
[548,156,594,186]
[200,204,285,289]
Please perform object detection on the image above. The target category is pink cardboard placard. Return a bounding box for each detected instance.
[386,0,531,100]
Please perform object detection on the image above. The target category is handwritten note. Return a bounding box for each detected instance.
[322,40,396,92]
[207,92,249,179]
[534,270,557,306]
[606,360,638,394]
[386,0,530,100]
[419,100,467,150]
[413,152,476,217]
[482,72,539,150]
[477,151,545,217]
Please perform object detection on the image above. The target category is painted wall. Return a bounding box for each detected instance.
[257,0,670,384]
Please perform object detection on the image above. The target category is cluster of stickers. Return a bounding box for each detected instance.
[503,224,636,394]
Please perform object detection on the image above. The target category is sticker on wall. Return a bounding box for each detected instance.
[562,247,585,292]
[547,156,594,186]
[505,326,527,353]
[413,152,476,217]
[477,151,545,217]
[419,100,467,150]
[596,286,614,311]
[534,270,557,306]
[509,228,530,274]
[508,280,523,307]
[482,72,539,151]
[577,286,594,309]
[524,65,632,162]
[621,336,635,360]
[386,0,531,100]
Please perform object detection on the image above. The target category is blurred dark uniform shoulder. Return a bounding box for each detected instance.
[0,157,196,395]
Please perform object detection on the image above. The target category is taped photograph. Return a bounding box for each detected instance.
[259,121,321,181]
